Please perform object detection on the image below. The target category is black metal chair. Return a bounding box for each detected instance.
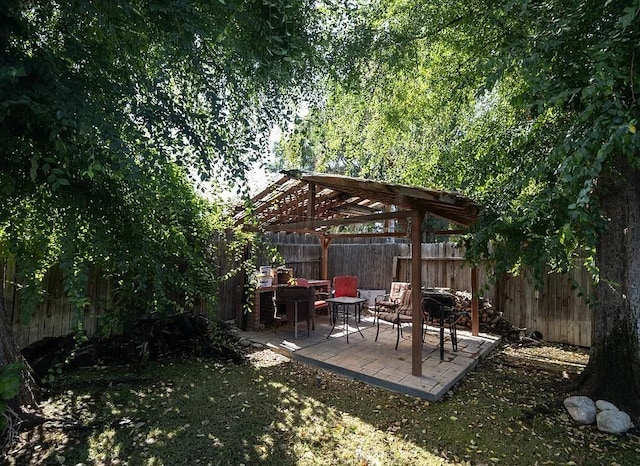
[274,286,315,338]
[421,292,468,360]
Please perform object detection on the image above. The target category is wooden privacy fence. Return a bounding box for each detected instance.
[258,237,594,347]
[3,257,112,350]
[264,239,492,298]
[4,238,595,348]
[3,258,209,350]
[392,243,493,298]
[497,262,593,348]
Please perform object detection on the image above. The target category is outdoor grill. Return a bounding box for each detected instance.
[422,291,461,360]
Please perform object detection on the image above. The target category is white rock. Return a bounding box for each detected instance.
[564,395,597,424]
[597,409,632,434]
[595,399,618,411]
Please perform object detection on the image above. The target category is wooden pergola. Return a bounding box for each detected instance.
[234,170,481,376]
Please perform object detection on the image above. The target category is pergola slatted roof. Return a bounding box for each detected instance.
[234,170,480,233]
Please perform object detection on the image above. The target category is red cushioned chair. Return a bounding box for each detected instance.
[333,275,359,297]
[332,275,361,322]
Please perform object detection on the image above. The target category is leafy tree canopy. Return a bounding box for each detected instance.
[282,0,639,283]
[0,0,331,322]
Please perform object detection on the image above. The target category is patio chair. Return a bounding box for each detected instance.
[274,285,315,338]
[292,278,329,317]
[332,275,360,321]
[422,292,468,360]
[333,275,359,297]
[374,286,414,350]
[374,281,410,316]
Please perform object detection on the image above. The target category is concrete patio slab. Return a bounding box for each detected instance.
[242,311,501,401]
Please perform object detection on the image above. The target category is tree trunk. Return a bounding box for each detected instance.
[0,277,40,413]
[578,154,640,419]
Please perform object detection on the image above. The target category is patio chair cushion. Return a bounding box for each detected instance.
[377,311,412,324]
[314,299,328,312]
[389,281,410,300]
[396,289,413,316]
[375,281,410,310]
[375,299,397,308]
[333,275,359,297]
[377,289,413,322]
[375,289,422,350]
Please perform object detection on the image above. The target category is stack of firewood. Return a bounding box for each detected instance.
[450,290,523,339]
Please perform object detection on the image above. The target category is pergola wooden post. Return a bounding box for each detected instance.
[411,209,425,376]
[471,266,480,335]
[319,235,332,281]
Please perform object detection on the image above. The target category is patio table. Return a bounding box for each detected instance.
[326,296,366,343]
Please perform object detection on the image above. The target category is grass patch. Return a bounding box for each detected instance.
[6,344,640,465]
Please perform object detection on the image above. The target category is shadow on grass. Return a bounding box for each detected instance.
[7,346,640,466]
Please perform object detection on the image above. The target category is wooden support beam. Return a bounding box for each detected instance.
[262,210,412,231]
[307,182,316,229]
[325,231,408,239]
[471,266,479,336]
[431,229,468,236]
[411,210,425,376]
[320,235,333,280]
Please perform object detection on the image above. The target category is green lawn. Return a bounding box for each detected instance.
[6,344,640,465]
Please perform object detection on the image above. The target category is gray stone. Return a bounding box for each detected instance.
[564,395,597,424]
[595,399,618,411]
[597,409,632,434]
